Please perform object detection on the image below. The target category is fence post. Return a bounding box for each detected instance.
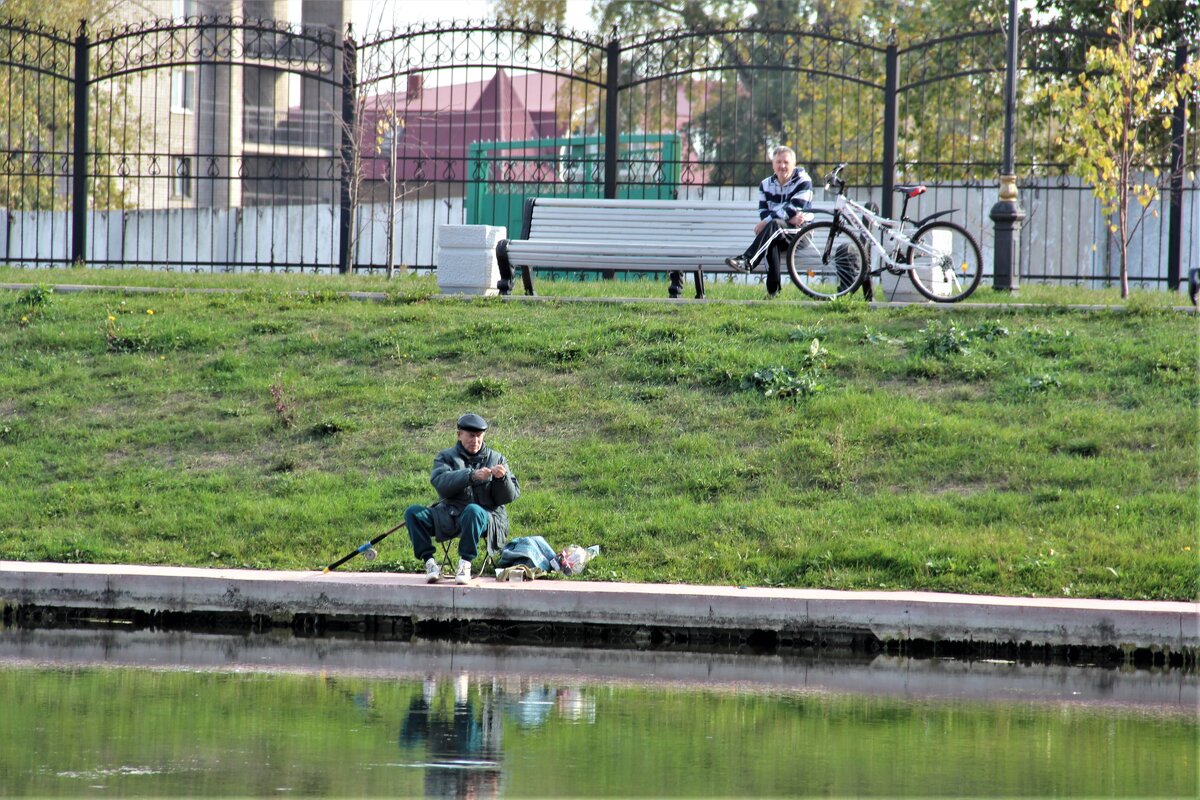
[70,20,89,265]
[1166,42,1187,292]
[338,33,357,274]
[603,35,620,200]
[881,33,898,220]
[989,0,1025,292]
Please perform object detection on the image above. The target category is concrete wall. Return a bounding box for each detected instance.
[682,178,1200,291]
[0,180,1193,285]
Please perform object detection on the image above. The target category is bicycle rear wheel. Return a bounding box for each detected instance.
[787,220,868,300]
[906,220,983,302]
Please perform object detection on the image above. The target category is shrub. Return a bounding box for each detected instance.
[743,339,829,400]
[915,320,972,359]
[311,418,355,437]
[1024,374,1062,394]
[270,380,297,428]
[467,377,507,399]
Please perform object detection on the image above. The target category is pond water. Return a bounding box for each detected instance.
[0,628,1195,798]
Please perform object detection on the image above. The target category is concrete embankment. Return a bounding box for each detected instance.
[2,627,1195,712]
[1,561,1196,662]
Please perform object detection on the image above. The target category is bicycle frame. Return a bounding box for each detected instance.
[827,193,946,275]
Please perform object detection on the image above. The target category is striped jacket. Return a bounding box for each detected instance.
[758,167,814,222]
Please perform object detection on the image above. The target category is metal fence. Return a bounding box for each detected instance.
[0,15,1195,288]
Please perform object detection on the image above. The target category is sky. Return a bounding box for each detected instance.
[348,0,596,36]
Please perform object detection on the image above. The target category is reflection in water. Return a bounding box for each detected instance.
[399,675,503,799]
[0,628,1195,797]
[394,675,601,798]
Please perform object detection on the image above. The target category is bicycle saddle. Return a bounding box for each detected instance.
[893,184,927,197]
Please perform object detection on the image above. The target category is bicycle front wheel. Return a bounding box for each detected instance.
[787,221,868,300]
[906,221,983,302]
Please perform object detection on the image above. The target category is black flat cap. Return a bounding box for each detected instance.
[457,413,488,432]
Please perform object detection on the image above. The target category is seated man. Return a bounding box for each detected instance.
[405,413,520,584]
[725,145,814,298]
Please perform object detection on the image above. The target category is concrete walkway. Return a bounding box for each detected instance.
[1,561,1196,653]
[3,281,1197,312]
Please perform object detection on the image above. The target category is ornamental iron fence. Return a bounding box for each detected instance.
[0,15,1194,288]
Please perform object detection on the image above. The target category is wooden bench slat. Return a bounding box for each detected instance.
[496,197,835,295]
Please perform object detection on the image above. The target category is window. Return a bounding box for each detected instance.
[171,69,194,114]
[173,0,196,20]
[172,157,192,199]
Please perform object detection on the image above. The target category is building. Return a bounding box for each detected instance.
[111,0,349,210]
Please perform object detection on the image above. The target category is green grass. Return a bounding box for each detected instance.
[0,267,1196,600]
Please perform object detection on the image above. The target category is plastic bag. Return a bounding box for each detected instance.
[557,544,600,577]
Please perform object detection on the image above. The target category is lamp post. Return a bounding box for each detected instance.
[989,0,1026,292]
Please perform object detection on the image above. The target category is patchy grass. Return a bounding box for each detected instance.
[0,267,1195,599]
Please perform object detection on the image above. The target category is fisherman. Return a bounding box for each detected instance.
[404,413,520,584]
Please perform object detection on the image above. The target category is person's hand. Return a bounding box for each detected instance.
[754,219,769,234]
[491,463,507,479]
[787,212,806,226]
[472,467,493,481]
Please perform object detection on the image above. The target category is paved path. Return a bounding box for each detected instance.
[1,561,1195,653]
[2,282,1197,312]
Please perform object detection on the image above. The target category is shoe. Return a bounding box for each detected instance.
[455,560,472,585]
[425,557,440,583]
[724,256,751,272]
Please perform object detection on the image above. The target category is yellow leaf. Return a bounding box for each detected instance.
[1109,224,1118,233]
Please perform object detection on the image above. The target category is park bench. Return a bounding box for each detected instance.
[495,197,833,298]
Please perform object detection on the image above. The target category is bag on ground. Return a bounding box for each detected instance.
[496,535,560,573]
[557,544,600,576]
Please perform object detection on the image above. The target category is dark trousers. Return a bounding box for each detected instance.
[405,503,486,562]
[742,219,795,295]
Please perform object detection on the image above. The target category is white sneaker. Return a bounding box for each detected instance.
[425,558,440,583]
[455,560,472,585]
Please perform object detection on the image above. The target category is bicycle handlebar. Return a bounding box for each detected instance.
[823,162,848,194]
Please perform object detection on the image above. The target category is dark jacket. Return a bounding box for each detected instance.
[429,442,520,551]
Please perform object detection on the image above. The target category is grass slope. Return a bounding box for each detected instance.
[1,268,1196,599]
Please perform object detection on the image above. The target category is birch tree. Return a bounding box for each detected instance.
[1047,0,1197,297]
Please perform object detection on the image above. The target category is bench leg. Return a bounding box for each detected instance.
[692,269,705,299]
[521,266,535,296]
[668,271,684,299]
[496,240,515,296]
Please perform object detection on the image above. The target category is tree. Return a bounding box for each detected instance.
[1046,0,1197,297]
[347,4,438,275]
[0,1,139,212]
[492,0,1011,186]
[1034,0,1199,44]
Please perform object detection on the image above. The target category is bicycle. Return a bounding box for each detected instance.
[785,163,984,302]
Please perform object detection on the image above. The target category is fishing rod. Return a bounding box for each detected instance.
[323,521,407,573]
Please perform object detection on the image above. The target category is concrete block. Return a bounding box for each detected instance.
[872,226,953,302]
[436,224,506,296]
[873,270,927,302]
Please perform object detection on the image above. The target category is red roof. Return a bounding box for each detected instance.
[362,69,567,183]
[360,69,711,184]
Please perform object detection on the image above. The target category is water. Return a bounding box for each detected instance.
[0,628,1195,797]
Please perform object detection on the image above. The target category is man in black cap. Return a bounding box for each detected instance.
[404,413,520,584]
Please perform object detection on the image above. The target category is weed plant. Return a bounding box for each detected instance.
[0,267,1196,599]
